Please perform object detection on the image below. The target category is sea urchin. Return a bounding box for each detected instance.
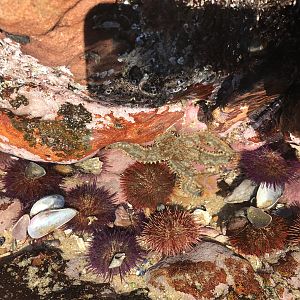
[88,227,145,280]
[287,205,300,245]
[138,207,202,256]
[65,182,116,233]
[2,159,63,208]
[240,146,299,187]
[227,215,288,256]
[120,162,176,211]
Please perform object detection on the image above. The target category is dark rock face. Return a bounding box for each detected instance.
[1,1,299,107]
[84,0,300,108]
[0,246,150,300]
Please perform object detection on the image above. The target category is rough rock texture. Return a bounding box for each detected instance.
[0,0,296,82]
[0,38,188,163]
[146,241,265,300]
[0,0,115,83]
[0,246,151,300]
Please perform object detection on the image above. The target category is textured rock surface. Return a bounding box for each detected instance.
[0,38,186,163]
[146,241,265,300]
[0,0,115,83]
[0,246,151,300]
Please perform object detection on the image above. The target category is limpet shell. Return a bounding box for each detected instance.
[27,208,77,239]
[256,183,283,210]
[30,194,65,217]
[25,162,46,179]
[247,206,272,228]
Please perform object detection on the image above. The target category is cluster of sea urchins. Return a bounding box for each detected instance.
[239,146,299,187]
[138,207,202,256]
[227,215,288,256]
[120,162,176,212]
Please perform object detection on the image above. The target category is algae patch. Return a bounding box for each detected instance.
[10,102,93,158]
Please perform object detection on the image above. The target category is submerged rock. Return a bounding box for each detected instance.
[146,241,265,300]
[0,246,150,299]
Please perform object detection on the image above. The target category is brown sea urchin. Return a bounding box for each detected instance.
[88,227,145,280]
[240,146,299,187]
[287,205,300,246]
[138,207,202,256]
[227,216,288,256]
[2,159,63,208]
[288,215,300,245]
[120,162,176,211]
[65,182,116,233]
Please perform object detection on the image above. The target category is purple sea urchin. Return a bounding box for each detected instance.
[2,159,63,208]
[227,216,288,256]
[240,146,299,187]
[138,207,202,256]
[88,227,144,280]
[120,162,176,211]
[65,182,116,233]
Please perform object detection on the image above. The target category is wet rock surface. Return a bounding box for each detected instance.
[146,241,265,300]
[0,1,300,299]
[0,246,150,300]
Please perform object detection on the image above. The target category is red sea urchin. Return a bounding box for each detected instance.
[239,146,299,187]
[65,182,116,233]
[287,205,300,245]
[2,159,63,208]
[138,207,202,256]
[120,162,176,211]
[288,215,300,245]
[227,216,288,256]
[88,227,145,280]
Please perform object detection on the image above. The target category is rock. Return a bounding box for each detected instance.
[225,179,257,204]
[0,38,184,163]
[146,241,266,300]
[0,0,116,83]
[0,246,150,299]
[0,197,22,233]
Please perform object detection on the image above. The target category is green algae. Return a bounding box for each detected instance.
[9,95,29,109]
[9,102,93,158]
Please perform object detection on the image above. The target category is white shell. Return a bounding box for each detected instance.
[193,209,212,226]
[30,195,65,217]
[256,183,283,210]
[27,208,77,239]
[109,253,126,269]
[225,179,257,204]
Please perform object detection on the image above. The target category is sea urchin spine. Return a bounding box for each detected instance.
[120,162,176,211]
[1,159,63,209]
[88,227,145,280]
[65,182,116,233]
[240,146,299,187]
[138,207,202,256]
[227,215,288,256]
